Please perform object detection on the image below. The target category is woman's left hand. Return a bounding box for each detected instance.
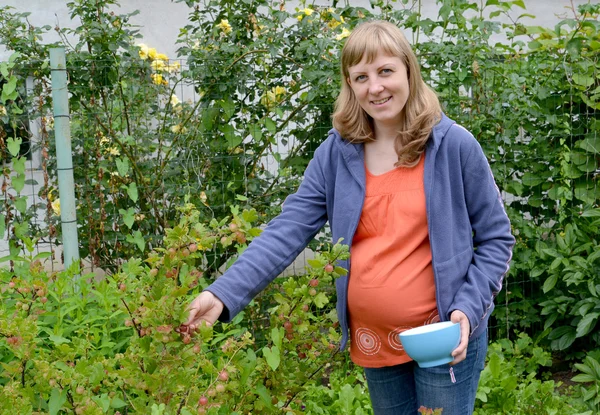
[450,310,470,365]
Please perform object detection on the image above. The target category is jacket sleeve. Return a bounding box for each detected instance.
[205,141,330,322]
[449,134,515,335]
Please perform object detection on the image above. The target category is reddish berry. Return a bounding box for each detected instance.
[309,279,319,287]
[324,264,334,273]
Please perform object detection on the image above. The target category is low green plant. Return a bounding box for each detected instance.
[0,203,368,414]
[572,350,600,413]
[475,333,590,414]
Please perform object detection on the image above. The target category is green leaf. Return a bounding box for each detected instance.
[49,334,71,345]
[313,292,329,308]
[11,156,25,174]
[220,123,241,148]
[92,394,112,412]
[48,388,67,415]
[580,136,600,154]
[126,230,145,252]
[120,207,135,229]
[339,384,356,413]
[262,345,280,371]
[543,274,558,293]
[572,373,597,383]
[116,157,130,176]
[14,196,27,214]
[11,174,25,194]
[220,98,235,121]
[270,327,283,351]
[522,172,544,187]
[264,117,277,134]
[7,137,22,157]
[576,312,599,338]
[127,182,138,202]
[489,352,501,377]
[249,123,263,141]
[111,397,128,409]
[572,73,595,87]
[8,52,22,65]
[2,76,17,97]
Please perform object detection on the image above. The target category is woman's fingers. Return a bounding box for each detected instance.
[450,310,470,365]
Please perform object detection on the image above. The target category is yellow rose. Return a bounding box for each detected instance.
[137,43,149,60]
[151,73,164,85]
[148,47,158,60]
[170,94,181,107]
[156,53,169,61]
[329,16,345,29]
[51,199,61,216]
[170,124,188,134]
[217,19,232,34]
[151,59,166,71]
[166,61,181,73]
[303,8,314,16]
[0,105,7,117]
[108,147,120,156]
[336,27,351,41]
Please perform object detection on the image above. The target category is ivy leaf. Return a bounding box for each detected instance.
[11,156,25,175]
[220,98,235,121]
[579,136,600,154]
[572,73,594,87]
[116,157,130,176]
[126,182,138,202]
[119,207,135,229]
[126,230,145,252]
[48,388,68,415]
[262,345,280,371]
[6,137,22,157]
[11,174,25,194]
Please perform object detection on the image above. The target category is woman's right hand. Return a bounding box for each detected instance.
[185,291,224,331]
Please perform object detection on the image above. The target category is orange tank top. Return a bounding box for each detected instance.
[348,154,438,368]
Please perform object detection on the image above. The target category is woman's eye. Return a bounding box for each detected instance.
[381,68,392,74]
[355,75,366,81]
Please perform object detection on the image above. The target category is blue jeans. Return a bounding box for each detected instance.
[363,331,487,415]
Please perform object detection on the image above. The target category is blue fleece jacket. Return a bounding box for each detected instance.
[206,113,515,351]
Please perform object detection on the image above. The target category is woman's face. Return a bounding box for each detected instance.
[347,52,410,131]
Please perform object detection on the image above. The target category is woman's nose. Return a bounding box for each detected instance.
[368,80,384,94]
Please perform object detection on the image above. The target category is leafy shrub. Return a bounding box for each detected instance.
[0,204,370,414]
[475,333,590,415]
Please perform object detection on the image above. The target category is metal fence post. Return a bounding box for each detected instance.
[49,47,80,271]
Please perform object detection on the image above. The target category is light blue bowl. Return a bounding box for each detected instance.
[398,322,460,368]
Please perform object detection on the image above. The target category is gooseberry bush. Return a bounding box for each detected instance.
[0,203,372,414]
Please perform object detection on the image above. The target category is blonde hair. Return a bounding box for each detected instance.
[332,20,442,167]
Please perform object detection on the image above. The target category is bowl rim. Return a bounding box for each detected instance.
[398,321,458,337]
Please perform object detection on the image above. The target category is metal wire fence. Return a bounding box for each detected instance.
[1,51,598,343]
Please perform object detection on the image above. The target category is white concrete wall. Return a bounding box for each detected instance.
[0,0,589,61]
